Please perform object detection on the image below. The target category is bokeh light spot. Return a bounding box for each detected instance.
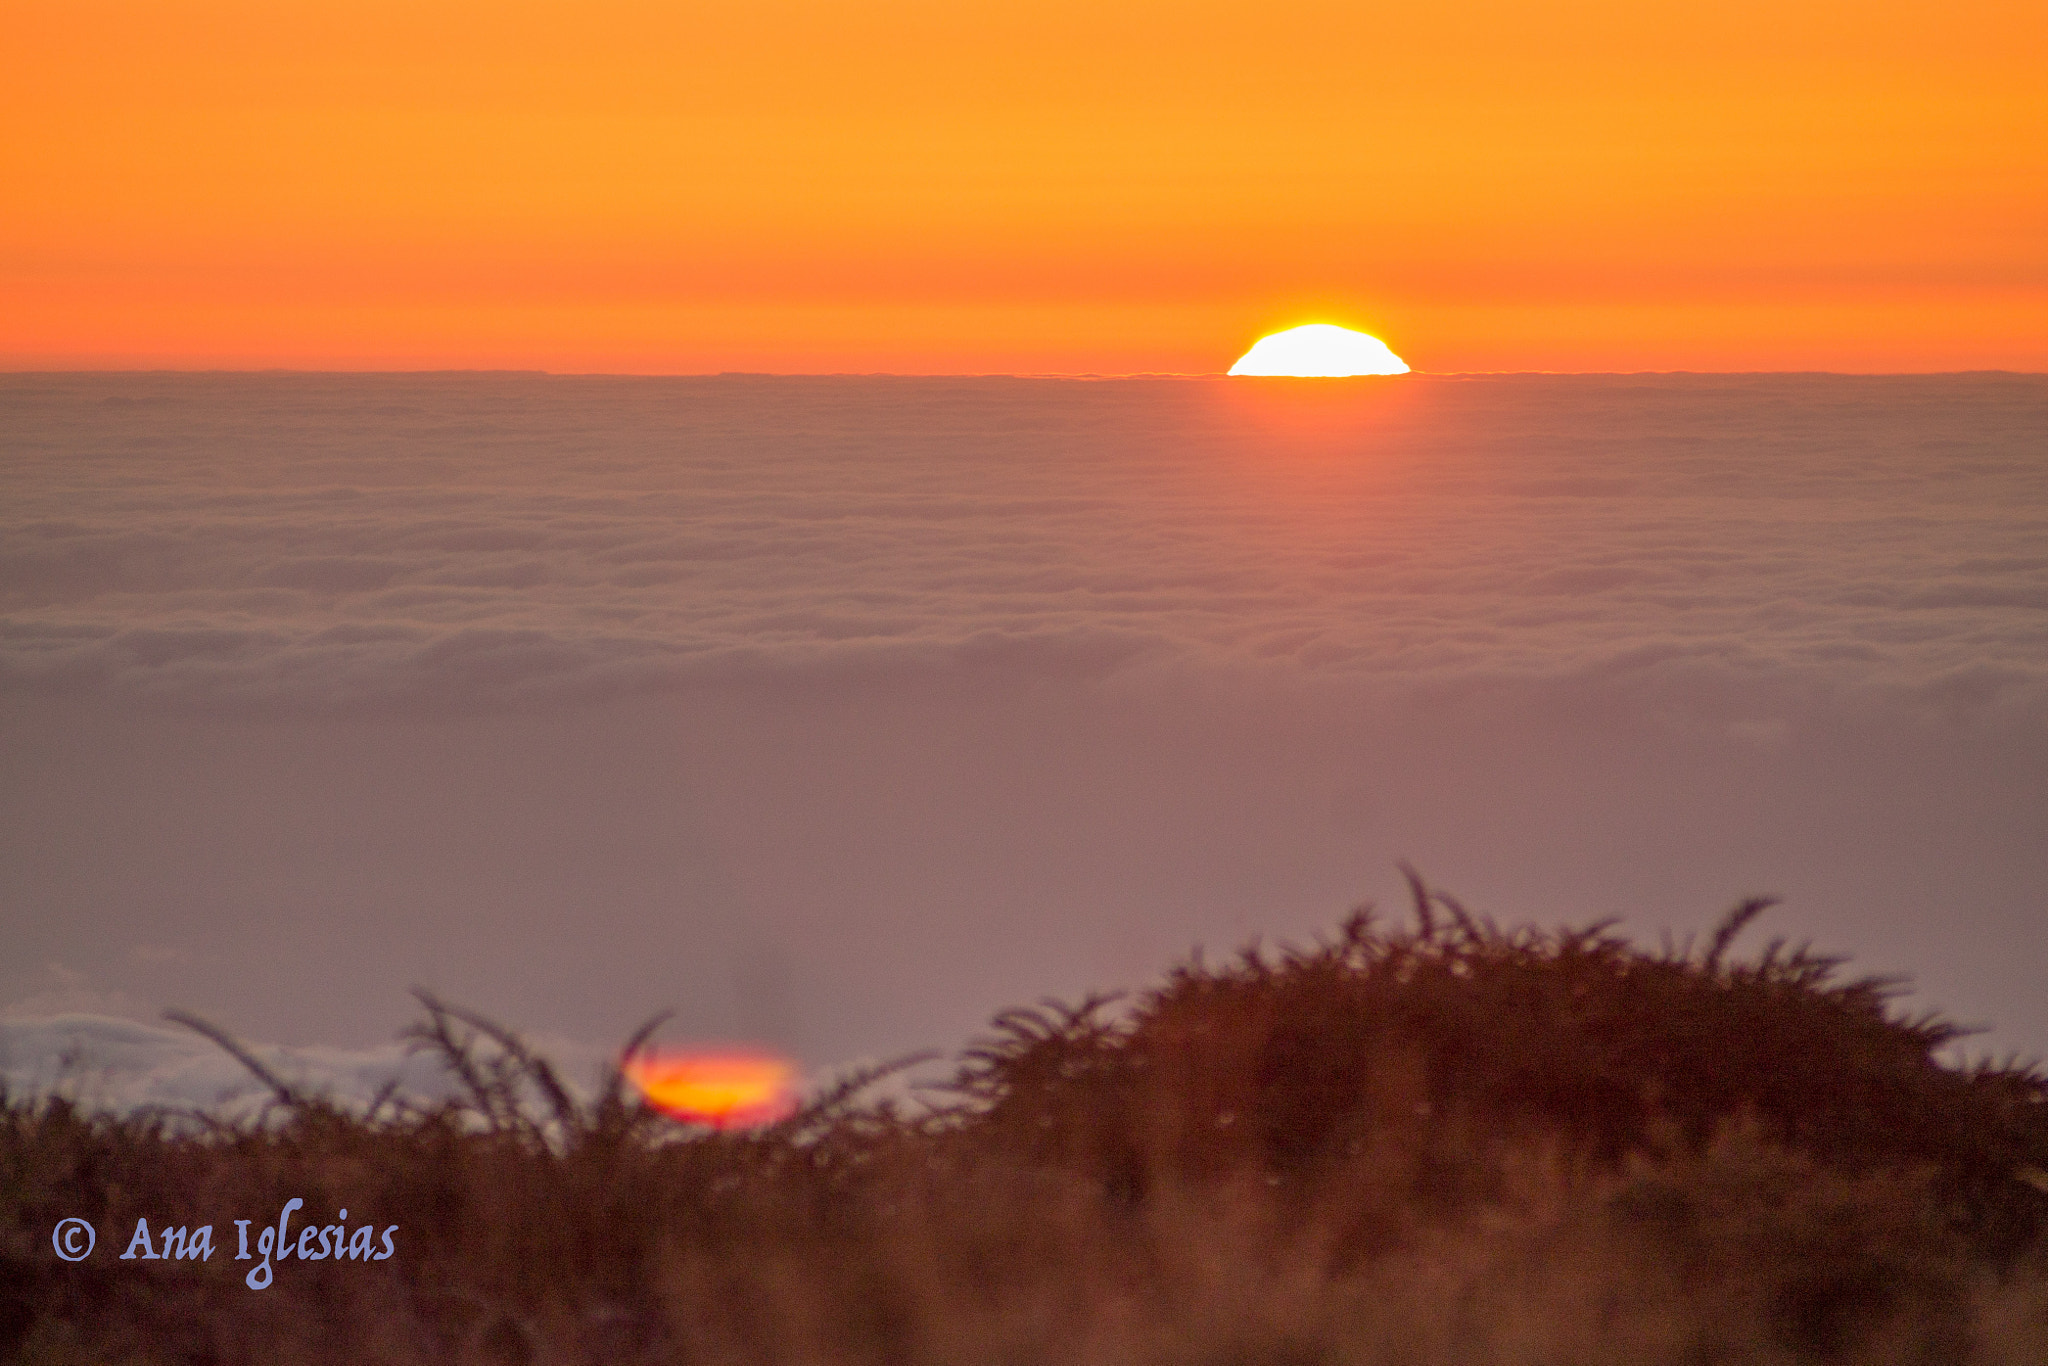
[624,1050,799,1130]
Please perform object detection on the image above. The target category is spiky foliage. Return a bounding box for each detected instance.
[6,889,2048,1365]
[946,879,2048,1256]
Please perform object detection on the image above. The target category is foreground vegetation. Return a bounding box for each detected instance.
[7,880,2048,1364]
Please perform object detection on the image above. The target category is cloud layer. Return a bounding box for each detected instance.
[0,1012,611,1120]
[5,373,2043,717]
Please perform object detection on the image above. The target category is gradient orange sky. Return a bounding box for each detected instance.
[4,0,2043,374]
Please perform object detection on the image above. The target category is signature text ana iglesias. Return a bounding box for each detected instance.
[107,1198,397,1290]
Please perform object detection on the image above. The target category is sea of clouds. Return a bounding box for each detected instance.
[3,371,2044,1108]
[5,372,2042,716]
[0,1012,477,1120]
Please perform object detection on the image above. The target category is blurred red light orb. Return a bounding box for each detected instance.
[623,1050,799,1129]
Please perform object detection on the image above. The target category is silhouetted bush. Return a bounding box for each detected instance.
[6,884,2048,1364]
[951,877,2048,1255]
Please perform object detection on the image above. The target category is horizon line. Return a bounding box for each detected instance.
[6,367,2045,381]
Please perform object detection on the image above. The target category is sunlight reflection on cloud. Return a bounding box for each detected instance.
[3,374,2042,719]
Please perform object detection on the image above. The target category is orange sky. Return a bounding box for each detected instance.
[4,0,2043,373]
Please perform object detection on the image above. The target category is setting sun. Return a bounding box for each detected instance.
[1228,325,1410,377]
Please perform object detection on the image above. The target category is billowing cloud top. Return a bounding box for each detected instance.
[0,1013,499,1119]
[4,373,2042,718]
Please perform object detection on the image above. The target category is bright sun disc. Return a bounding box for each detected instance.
[623,1049,799,1130]
[1228,324,1409,377]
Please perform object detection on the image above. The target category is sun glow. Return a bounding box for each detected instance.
[1228,325,1409,377]
[623,1050,800,1130]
